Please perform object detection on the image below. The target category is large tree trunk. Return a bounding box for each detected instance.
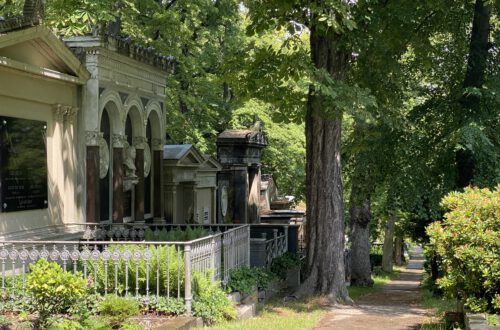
[456,0,491,188]
[349,199,374,287]
[296,25,351,304]
[382,214,395,272]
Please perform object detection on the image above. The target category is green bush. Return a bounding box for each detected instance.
[97,295,140,328]
[26,259,88,321]
[150,296,186,315]
[270,252,302,279]
[192,272,236,324]
[228,267,276,295]
[426,186,500,313]
[85,244,184,297]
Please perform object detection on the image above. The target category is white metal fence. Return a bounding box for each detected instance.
[0,224,250,314]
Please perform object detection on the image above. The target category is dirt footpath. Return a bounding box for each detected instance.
[313,246,427,330]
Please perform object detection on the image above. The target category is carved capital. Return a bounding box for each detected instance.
[151,138,165,151]
[112,134,127,148]
[53,104,78,122]
[85,130,101,146]
[132,136,147,149]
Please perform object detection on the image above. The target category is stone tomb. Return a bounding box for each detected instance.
[65,33,170,224]
[163,144,221,224]
[0,26,89,238]
[216,125,268,224]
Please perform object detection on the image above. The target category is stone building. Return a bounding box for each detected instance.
[0,4,171,239]
[163,144,221,224]
[0,25,90,238]
[216,125,268,224]
[65,33,170,224]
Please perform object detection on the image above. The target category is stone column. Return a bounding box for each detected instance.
[165,183,178,224]
[85,130,100,223]
[211,187,217,224]
[112,134,126,223]
[232,166,248,223]
[152,138,164,222]
[192,184,198,223]
[133,137,146,223]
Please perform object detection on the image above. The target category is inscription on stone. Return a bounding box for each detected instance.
[0,116,48,212]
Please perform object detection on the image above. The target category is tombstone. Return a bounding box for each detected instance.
[216,123,268,224]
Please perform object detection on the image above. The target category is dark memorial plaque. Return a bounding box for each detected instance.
[0,116,48,212]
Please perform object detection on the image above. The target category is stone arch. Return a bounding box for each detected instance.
[145,101,163,140]
[98,89,124,135]
[124,95,145,138]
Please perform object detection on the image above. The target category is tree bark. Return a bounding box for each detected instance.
[393,236,403,266]
[456,0,491,188]
[296,25,351,303]
[349,199,374,287]
[382,214,395,272]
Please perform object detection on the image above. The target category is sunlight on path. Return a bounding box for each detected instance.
[313,246,428,330]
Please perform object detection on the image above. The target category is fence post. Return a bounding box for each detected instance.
[284,225,289,253]
[184,244,192,315]
[210,237,216,282]
[246,225,250,267]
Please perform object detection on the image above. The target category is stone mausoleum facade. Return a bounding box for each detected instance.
[0,5,172,239]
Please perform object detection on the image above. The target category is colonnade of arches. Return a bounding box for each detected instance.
[86,89,164,223]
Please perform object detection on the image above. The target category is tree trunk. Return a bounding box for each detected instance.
[349,200,374,287]
[296,25,351,304]
[456,0,491,188]
[393,236,403,266]
[382,214,395,272]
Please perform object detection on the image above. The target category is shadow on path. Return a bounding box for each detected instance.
[313,246,428,330]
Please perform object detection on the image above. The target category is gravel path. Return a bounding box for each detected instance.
[313,246,428,330]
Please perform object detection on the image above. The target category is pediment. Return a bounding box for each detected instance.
[163,144,205,167]
[201,155,222,171]
[0,26,89,83]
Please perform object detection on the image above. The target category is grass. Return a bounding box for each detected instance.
[197,296,331,330]
[348,266,403,300]
[200,266,405,330]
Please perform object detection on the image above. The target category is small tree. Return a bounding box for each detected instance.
[426,185,500,313]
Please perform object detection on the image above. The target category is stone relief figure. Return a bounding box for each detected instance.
[98,136,109,179]
[123,143,138,191]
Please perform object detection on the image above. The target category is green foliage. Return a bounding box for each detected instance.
[426,186,500,313]
[227,267,276,295]
[86,244,184,297]
[26,259,88,321]
[192,272,236,324]
[46,317,86,330]
[270,253,302,280]
[144,226,209,242]
[230,99,306,200]
[97,295,140,328]
[150,296,186,316]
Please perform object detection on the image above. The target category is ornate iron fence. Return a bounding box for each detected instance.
[0,224,249,314]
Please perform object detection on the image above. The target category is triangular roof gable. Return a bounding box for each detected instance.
[163,144,204,167]
[0,26,89,83]
[201,155,222,171]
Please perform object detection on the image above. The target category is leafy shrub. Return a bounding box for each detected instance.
[270,252,302,279]
[46,317,85,330]
[26,259,88,321]
[192,272,236,324]
[150,296,186,315]
[426,186,500,313]
[86,244,184,297]
[228,267,276,295]
[97,295,140,328]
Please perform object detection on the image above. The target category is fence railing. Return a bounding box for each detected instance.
[250,227,288,268]
[0,225,250,314]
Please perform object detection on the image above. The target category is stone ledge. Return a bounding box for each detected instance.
[465,313,500,330]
